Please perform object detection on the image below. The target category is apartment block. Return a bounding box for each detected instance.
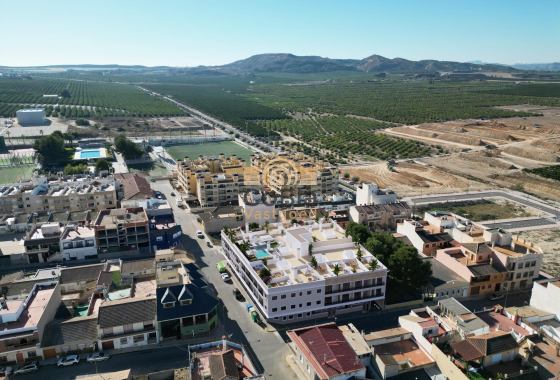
[0,175,116,215]
[0,281,60,365]
[221,219,387,324]
[176,152,339,207]
[0,210,99,235]
[93,208,150,256]
[350,202,411,231]
[355,182,398,206]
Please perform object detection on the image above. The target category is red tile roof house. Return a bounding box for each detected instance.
[287,323,366,380]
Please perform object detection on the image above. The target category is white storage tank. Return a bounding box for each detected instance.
[16,108,46,125]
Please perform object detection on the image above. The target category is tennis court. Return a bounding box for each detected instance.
[0,165,36,185]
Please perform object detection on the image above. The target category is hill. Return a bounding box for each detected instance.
[190,53,515,75]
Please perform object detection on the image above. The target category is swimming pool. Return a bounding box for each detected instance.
[255,249,270,259]
[80,149,102,158]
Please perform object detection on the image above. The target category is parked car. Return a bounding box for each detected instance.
[0,366,13,376]
[170,191,175,196]
[207,241,212,248]
[58,355,80,367]
[221,273,230,282]
[487,293,504,301]
[196,230,204,238]
[155,191,163,199]
[87,352,110,362]
[14,362,39,374]
[232,288,242,300]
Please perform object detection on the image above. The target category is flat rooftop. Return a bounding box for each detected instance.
[191,345,256,380]
[95,208,147,227]
[61,226,95,240]
[375,339,433,367]
[365,327,410,342]
[132,277,157,298]
[494,239,541,258]
[477,310,531,337]
[0,284,56,333]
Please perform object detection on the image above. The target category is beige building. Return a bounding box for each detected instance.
[350,202,411,231]
[176,152,339,207]
[0,175,116,215]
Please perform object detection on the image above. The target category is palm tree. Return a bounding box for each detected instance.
[310,255,318,268]
[264,220,269,233]
[368,259,378,271]
[356,247,363,262]
[39,130,44,137]
[333,264,341,276]
[308,244,313,255]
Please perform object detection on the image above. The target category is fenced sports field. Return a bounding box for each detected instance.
[165,141,254,165]
[0,149,37,184]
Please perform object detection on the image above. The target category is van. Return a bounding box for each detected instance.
[216,262,226,273]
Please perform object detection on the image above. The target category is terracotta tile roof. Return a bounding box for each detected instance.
[288,323,364,379]
[42,316,98,347]
[469,330,519,356]
[451,339,484,361]
[209,350,238,380]
[122,174,152,200]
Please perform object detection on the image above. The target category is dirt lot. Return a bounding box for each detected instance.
[516,228,560,277]
[342,161,489,197]
[416,198,540,222]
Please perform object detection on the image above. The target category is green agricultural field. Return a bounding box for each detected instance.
[0,165,36,184]
[127,162,169,177]
[165,141,254,165]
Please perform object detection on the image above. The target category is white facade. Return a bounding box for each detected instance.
[221,220,387,324]
[531,278,560,317]
[60,225,97,261]
[356,183,397,206]
[16,108,46,125]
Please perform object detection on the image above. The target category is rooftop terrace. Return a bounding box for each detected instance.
[95,208,147,228]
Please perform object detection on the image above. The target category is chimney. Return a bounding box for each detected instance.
[222,336,227,352]
[490,258,493,266]
[324,354,327,364]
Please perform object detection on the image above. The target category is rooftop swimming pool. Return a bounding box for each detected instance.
[255,249,270,259]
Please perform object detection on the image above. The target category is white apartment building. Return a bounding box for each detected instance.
[221,219,387,324]
[530,277,560,317]
[0,175,116,215]
[59,224,97,261]
[355,183,397,206]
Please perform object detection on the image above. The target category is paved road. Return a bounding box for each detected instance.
[151,180,295,379]
[408,191,560,218]
[480,218,557,230]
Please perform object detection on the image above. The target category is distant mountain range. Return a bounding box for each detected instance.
[6,54,560,75]
[190,53,516,74]
[468,60,560,71]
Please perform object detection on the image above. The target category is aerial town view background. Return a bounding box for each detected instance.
[0,1,559,380]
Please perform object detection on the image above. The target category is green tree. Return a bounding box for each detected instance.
[333,264,341,276]
[60,89,71,98]
[95,158,111,172]
[310,255,318,268]
[259,267,271,278]
[343,172,350,179]
[387,246,432,289]
[64,163,89,175]
[351,176,360,183]
[356,247,363,262]
[114,134,144,160]
[368,259,379,271]
[345,222,370,244]
[33,134,66,164]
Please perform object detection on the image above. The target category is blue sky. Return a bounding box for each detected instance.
[2,0,559,67]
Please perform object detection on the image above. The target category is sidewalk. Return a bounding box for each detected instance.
[40,325,227,366]
[286,354,308,380]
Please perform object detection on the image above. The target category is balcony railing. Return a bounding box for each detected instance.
[325,282,385,295]
[325,292,384,306]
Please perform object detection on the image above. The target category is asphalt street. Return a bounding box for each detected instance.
[480,218,557,229]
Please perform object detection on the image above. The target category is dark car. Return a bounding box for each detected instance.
[233,288,242,300]
[487,293,504,301]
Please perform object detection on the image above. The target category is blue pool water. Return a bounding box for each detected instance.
[80,149,102,158]
[255,249,270,259]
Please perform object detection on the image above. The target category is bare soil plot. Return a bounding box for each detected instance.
[343,162,489,197]
[516,228,560,277]
[416,198,540,222]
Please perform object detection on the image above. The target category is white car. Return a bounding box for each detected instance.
[0,366,13,376]
[196,230,204,238]
[58,355,80,367]
[87,352,110,362]
[221,273,230,282]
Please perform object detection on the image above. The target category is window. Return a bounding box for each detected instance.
[181,300,192,306]
[288,315,294,320]
[272,308,277,312]
[0,356,6,363]
[281,295,286,299]
[291,305,296,309]
[307,302,311,306]
[299,292,302,296]
[317,289,321,293]
[120,338,128,345]
[27,350,37,358]
[299,304,302,308]
[156,236,163,242]
[316,300,321,305]
[523,272,529,278]
[452,290,455,295]
[531,261,536,267]
[525,262,530,268]
[133,335,145,343]
[529,271,534,277]
[281,306,286,311]
[300,355,303,363]
[291,293,296,297]
[307,291,312,295]
[307,364,311,374]
[432,243,436,247]
[272,296,277,300]
[516,273,522,279]
[164,302,175,308]
[298,313,303,318]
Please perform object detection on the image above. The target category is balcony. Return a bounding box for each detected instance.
[325,292,384,306]
[325,282,385,295]
[5,340,38,350]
